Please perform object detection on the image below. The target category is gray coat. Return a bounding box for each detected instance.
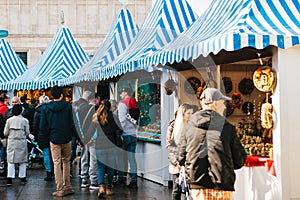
[4,115,30,163]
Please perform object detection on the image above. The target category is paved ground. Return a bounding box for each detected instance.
[0,162,172,200]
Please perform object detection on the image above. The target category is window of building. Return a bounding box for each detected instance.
[16,52,28,65]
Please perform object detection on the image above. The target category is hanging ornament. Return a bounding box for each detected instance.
[242,101,254,115]
[238,78,254,95]
[222,77,233,94]
[253,66,276,92]
[184,77,201,95]
[225,101,234,116]
[164,71,176,95]
[261,94,273,129]
[231,93,243,109]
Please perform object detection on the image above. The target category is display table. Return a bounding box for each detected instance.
[233,156,278,200]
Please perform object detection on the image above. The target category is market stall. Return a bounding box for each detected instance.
[106,0,197,186]
[137,0,300,198]
[93,0,197,185]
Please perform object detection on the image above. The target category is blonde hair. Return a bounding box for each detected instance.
[173,103,194,145]
[92,99,111,125]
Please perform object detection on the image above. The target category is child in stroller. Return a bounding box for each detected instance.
[27,139,44,169]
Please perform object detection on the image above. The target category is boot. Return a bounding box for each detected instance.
[44,172,53,181]
[20,177,27,185]
[106,186,113,196]
[7,178,13,186]
[98,184,105,198]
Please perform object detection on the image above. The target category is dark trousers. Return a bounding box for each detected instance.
[172,173,181,200]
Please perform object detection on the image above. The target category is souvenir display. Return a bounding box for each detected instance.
[225,101,234,116]
[237,118,273,157]
[253,66,276,92]
[222,77,233,94]
[241,135,273,157]
[261,102,273,129]
[184,76,201,94]
[238,78,254,95]
[231,93,243,109]
[137,83,161,143]
[164,78,176,95]
[242,101,254,115]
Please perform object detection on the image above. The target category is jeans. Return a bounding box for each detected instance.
[117,135,137,182]
[96,148,115,187]
[43,147,53,173]
[0,145,7,172]
[50,141,72,191]
[0,145,6,162]
[70,137,77,164]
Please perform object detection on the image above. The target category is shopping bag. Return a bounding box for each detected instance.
[178,166,192,200]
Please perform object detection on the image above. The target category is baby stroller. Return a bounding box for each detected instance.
[27,139,44,169]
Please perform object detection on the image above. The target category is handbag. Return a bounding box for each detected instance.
[1,138,7,148]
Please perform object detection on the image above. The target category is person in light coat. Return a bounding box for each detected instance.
[4,104,32,186]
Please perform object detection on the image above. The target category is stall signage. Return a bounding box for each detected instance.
[0,30,8,38]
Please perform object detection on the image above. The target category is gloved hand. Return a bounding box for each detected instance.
[29,134,35,140]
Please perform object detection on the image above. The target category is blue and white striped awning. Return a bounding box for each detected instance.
[4,27,90,90]
[62,9,139,85]
[0,38,27,86]
[141,0,300,67]
[98,0,198,80]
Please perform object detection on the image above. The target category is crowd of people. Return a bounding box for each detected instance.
[0,86,140,198]
[0,86,247,200]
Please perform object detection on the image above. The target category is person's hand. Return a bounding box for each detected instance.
[29,134,35,140]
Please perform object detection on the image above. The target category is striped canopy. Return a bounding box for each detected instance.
[0,38,27,85]
[62,9,139,85]
[98,0,198,80]
[4,27,90,91]
[141,0,300,67]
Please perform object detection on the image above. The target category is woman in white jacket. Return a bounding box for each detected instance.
[4,104,31,186]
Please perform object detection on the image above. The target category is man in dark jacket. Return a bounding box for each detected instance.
[74,90,98,190]
[33,95,53,181]
[177,88,246,200]
[39,86,78,197]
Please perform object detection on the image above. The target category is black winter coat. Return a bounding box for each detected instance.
[177,110,246,191]
[73,98,94,137]
[33,104,49,149]
[39,101,78,145]
[83,111,122,149]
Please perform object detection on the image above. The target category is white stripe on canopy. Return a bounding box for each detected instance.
[61,9,139,85]
[97,0,198,80]
[4,27,89,90]
[0,38,27,86]
[141,0,300,67]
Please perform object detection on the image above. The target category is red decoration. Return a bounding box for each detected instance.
[244,155,276,177]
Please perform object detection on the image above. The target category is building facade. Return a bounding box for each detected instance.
[0,0,153,66]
